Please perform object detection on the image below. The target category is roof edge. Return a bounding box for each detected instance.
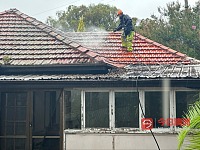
[136,33,187,58]
[0,63,112,75]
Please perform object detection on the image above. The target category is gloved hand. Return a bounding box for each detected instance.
[113,29,117,32]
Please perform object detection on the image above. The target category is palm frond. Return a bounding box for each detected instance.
[178,100,200,150]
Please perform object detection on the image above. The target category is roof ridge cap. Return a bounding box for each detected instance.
[185,56,200,64]
[0,8,19,15]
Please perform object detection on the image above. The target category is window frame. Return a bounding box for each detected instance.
[174,89,200,132]
[143,90,172,132]
[81,89,141,130]
[64,88,200,133]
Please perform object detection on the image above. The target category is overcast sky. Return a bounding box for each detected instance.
[0,0,198,23]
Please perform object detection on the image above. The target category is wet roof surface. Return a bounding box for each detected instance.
[0,9,199,68]
[66,32,199,66]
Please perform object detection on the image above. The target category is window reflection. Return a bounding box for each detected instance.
[85,92,109,128]
[176,91,200,127]
[65,90,81,129]
[115,92,139,128]
[145,91,170,128]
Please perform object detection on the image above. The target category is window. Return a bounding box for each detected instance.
[64,90,81,129]
[115,92,139,128]
[0,92,27,136]
[145,91,170,128]
[63,89,198,132]
[33,91,60,136]
[85,92,109,128]
[0,92,27,150]
[176,91,200,124]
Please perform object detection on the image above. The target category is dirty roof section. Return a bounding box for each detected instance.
[0,9,109,66]
[123,64,200,78]
[0,64,200,81]
[66,32,199,66]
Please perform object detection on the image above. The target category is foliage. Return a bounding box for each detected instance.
[178,100,200,150]
[2,55,11,65]
[137,1,200,59]
[46,4,118,32]
[77,15,85,32]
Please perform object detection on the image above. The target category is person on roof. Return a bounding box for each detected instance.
[113,9,134,52]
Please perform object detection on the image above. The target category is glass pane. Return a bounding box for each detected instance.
[33,91,45,135]
[16,93,27,106]
[0,98,6,136]
[33,91,60,136]
[6,138,14,150]
[65,90,81,129]
[7,94,15,106]
[32,138,60,150]
[7,107,15,121]
[0,122,5,136]
[16,122,26,135]
[145,91,170,128]
[176,91,200,127]
[15,138,26,150]
[85,92,109,128]
[6,122,14,135]
[0,138,6,150]
[115,92,139,128]
[16,108,26,121]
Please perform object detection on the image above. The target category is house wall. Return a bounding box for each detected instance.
[64,133,178,150]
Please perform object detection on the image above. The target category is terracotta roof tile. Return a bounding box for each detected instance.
[0,9,104,66]
[66,32,200,66]
[0,9,199,68]
[77,47,89,53]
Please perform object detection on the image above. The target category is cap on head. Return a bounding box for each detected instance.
[117,9,123,16]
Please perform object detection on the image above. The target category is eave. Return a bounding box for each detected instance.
[0,78,200,90]
[0,64,111,75]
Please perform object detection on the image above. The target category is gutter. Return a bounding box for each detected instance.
[0,64,112,75]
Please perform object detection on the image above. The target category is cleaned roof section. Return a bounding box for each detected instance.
[0,9,109,66]
[66,32,200,66]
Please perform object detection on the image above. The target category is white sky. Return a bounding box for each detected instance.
[0,0,198,23]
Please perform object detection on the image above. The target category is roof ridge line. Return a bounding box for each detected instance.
[8,9,117,67]
[0,8,19,15]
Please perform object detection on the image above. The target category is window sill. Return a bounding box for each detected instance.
[64,128,179,134]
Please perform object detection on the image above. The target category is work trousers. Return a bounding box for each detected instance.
[121,31,134,52]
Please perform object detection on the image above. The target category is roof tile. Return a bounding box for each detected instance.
[69,42,80,48]
[86,50,98,58]
[26,17,35,23]
[56,35,65,41]
[66,32,199,67]
[77,47,89,53]
[49,31,58,37]
[0,9,104,66]
[37,24,47,29]
[63,39,72,44]
[0,9,199,68]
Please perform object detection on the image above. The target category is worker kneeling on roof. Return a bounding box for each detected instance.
[113,9,134,52]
